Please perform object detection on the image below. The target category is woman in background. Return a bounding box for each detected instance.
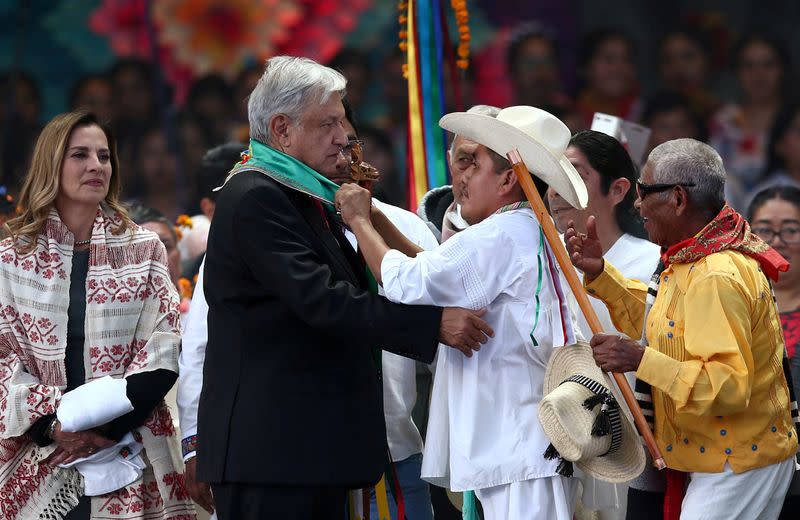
[748,185,800,520]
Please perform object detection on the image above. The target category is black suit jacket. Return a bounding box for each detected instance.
[197,171,441,487]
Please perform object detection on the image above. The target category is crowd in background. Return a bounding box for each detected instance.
[1,22,800,277]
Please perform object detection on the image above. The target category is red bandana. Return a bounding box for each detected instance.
[662,206,789,281]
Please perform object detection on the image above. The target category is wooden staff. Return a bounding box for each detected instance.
[507,148,666,470]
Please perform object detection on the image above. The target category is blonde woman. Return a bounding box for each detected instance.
[0,111,195,519]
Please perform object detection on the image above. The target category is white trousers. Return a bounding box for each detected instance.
[681,457,795,520]
[474,476,578,520]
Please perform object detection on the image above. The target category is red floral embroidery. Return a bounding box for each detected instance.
[0,446,53,518]
[90,344,134,373]
[98,478,165,517]
[0,243,65,277]
[143,403,176,437]
[24,385,56,417]
[1,308,59,348]
[162,471,190,501]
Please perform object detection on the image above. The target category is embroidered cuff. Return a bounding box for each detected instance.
[182,434,198,458]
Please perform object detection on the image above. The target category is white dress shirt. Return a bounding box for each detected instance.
[380,206,577,491]
[176,258,208,461]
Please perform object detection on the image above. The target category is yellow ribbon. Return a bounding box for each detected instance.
[374,475,391,520]
[406,0,429,209]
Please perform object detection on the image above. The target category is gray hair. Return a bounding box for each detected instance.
[647,138,726,214]
[448,104,501,155]
[248,56,347,144]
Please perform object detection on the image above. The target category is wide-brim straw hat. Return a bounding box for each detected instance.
[539,342,646,483]
[439,105,588,210]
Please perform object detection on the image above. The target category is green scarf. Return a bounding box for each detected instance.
[224,138,340,206]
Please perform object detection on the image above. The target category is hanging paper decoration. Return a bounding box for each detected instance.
[402,0,469,211]
[451,0,470,70]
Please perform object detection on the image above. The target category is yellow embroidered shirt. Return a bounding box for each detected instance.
[586,250,797,473]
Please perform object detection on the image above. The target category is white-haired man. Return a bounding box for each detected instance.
[336,106,591,520]
[567,138,797,519]
[197,56,492,519]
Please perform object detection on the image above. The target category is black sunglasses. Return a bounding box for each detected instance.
[636,180,696,198]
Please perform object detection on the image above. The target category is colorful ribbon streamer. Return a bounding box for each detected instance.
[405,0,455,211]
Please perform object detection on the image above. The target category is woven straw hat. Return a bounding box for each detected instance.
[439,105,588,210]
[539,342,646,483]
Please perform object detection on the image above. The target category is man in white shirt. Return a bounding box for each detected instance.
[177,144,246,518]
[335,106,589,520]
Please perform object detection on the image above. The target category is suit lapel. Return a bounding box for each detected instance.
[293,194,361,286]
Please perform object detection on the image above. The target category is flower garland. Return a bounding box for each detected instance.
[178,277,194,301]
[174,214,193,242]
[398,1,409,78]
[398,0,470,77]
[451,0,470,70]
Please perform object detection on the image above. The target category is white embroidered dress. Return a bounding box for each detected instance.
[380,206,576,492]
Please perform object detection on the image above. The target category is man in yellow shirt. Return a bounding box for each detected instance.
[565,138,797,519]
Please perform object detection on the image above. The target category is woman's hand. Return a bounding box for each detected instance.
[43,421,115,466]
[565,216,605,281]
[335,183,372,228]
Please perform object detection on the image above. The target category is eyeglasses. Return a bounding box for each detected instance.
[635,180,696,199]
[751,225,800,245]
[339,139,364,155]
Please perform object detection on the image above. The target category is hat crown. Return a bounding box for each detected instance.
[542,382,613,461]
[496,106,571,158]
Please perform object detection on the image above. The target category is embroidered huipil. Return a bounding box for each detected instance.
[380,207,576,491]
[0,209,193,519]
[585,251,798,473]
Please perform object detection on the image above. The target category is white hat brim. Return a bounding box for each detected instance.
[439,112,588,210]
[541,342,646,483]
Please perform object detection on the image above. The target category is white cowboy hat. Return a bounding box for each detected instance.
[439,105,588,209]
[539,342,646,483]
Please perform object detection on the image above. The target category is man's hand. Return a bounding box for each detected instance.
[565,216,604,281]
[439,308,494,357]
[184,456,215,514]
[590,333,645,373]
[43,423,115,466]
[335,183,372,227]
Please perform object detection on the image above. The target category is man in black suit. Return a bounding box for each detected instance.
[197,56,493,519]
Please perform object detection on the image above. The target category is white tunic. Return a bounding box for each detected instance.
[380,207,577,491]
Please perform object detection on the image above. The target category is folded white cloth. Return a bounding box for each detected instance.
[60,432,146,496]
[57,376,134,432]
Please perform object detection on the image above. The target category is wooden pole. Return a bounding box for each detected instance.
[507,148,666,470]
